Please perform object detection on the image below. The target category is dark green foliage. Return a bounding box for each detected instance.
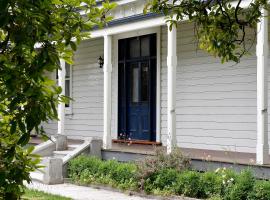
[143,169,180,194]
[224,170,255,200]
[68,155,270,200]
[68,155,138,190]
[200,171,223,198]
[0,1,116,199]
[136,148,190,189]
[145,0,269,63]
[175,171,203,198]
[248,180,270,200]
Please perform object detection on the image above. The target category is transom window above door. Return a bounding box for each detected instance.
[118,34,156,61]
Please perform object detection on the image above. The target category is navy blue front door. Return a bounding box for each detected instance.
[118,34,156,141]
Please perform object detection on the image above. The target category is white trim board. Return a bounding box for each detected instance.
[112,27,161,143]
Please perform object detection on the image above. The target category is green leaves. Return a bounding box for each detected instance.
[146,0,269,63]
[0,0,116,198]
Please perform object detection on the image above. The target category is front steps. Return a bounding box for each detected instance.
[30,136,102,184]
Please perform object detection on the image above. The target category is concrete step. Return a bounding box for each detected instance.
[53,150,73,158]
[67,144,80,150]
[30,171,44,183]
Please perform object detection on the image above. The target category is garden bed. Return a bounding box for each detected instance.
[68,149,270,200]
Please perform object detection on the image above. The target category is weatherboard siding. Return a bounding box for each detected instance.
[42,20,270,154]
[160,23,258,153]
[43,38,104,139]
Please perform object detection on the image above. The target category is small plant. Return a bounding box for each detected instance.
[144,168,180,194]
[223,169,255,200]
[175,170,203,198]
[201,171,222,198]
[248,180,270,200]
[136,148,190,190]
[68,156,138,190]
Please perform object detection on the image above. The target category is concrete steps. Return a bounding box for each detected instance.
[30,137,101,184]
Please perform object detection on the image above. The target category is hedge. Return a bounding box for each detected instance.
[68,155,270,200]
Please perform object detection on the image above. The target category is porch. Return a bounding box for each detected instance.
[55,7,270,166]
[102,143,270,179]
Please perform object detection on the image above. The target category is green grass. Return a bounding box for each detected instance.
[23,189,72,200]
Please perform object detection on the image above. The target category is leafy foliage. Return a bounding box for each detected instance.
[0,0,116,199]
[145,0,269,63]
[68,155,270,200]
[248,180,270,200]
[68,156,138,190]
[136,148,190,190]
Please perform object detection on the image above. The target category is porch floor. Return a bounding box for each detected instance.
[110,143,270,167]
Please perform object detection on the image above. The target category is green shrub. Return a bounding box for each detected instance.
[136,148,190,189]
[68,156,138,190]
[224,170,255,200]
[201,171,222,198]
[143,168,180,194]
[248,180,270,200]
[68,156,102,181]
[175,170,203,198]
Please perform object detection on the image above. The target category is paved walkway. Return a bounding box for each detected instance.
[26,181,151,200]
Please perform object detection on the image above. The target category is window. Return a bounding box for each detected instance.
[56,63,72,113]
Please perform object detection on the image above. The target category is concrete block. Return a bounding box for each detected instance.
[55,135,67,151]
[89,139,102,158]
[43,158,63,185]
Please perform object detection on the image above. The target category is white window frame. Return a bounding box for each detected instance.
[65,63,72,115]
[56,63,73,115]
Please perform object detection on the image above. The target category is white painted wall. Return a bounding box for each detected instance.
[42,18,270,154]
[43,38,104,139]
[160,23,258,153]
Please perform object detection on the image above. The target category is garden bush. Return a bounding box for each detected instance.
[200,171,222,198]
[223,170,255,200]
[248,180,270,200]
[68,154,270,200]
[175,170,203,198]
[68,155,138,190]
[143,168,180,194]
[136,148,190,189]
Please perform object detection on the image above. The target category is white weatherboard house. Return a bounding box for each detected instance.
[43,0,270,166]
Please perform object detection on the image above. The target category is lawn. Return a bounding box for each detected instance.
[23,189,71,200]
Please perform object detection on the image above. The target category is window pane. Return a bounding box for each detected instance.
[131,64,139,103]
[65,80,70,107]
[129,38,140,58]
[141,62,149,102]
[141,37,150,57]
[118,39,125,61]
[65,63,70,78]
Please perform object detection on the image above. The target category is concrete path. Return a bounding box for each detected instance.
[26,181,151,200]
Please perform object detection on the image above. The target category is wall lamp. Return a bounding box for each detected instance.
[98,56,104,68]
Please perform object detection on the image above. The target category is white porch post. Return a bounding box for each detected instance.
[167,24,177,154]
[256,8,269,165]
[58,59,66,135]
[103,35,113,149]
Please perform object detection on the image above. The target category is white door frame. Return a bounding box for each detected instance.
[112,27,161,142]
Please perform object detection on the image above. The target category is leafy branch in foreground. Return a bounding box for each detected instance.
[145,0,269,63]
[0,0,116,199]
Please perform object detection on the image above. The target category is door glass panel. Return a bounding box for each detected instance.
[65,63,70,78]
[131,64,139,103]
[141,37,150,57]
[129,38,140,58]
[65,79,70,107]
[141,62,149,102]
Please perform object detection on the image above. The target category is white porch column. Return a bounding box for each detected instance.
[256,8,269,165]
[103,35,113,149]
[167,24,177,154]
[58,59,66,135]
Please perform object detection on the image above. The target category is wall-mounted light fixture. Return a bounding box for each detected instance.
[98,56,104,68]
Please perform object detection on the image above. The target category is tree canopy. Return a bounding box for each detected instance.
[0,0,116,199]
[145,0,269,63]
